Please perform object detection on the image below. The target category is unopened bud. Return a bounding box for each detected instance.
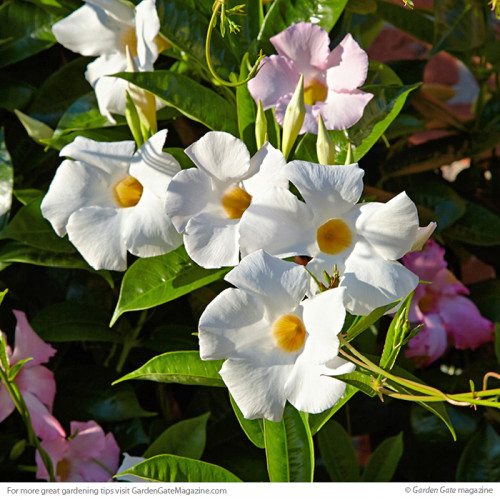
[316,114,335,164]
[282,74,306,160]
[255,100,268,150]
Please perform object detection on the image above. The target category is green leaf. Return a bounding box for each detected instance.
[236,54,257,155]
[456,423,500,481]
[361,432,403,481]
[0,0,58,68]
[117,454,242,482]
[263,404,314,482]
[335,371,378,398]
[114,71,239,136]
[30,302,120,343]
[113,351,225,387]
[0,197,76,253]
[317,420,360,481]
[445,201,500,246]
[144,412,210,460]
[229,393,265,449]
[111,246,229,326]
[14,110,54,145]
[55,93,112,133]
[0,131,14,229]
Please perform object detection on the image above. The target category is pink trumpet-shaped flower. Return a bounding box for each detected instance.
[402,240,494,366]
[36,420,120,482]
[247,23,373,134]
[0,311,65,440]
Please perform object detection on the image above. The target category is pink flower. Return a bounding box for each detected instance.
[36,420,120,482]
[0,310,65,440]
[402,241,494,366]
[247,23,373,134]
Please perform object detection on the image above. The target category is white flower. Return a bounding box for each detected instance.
[41,130,182,271]
[198,250,355,422]
[165,131,288,269]
[115,453,149,482]
[52,0,167,122]
[239,162,420,315]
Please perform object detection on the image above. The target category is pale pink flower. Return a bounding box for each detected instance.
[247,23,373,134]
[36,420,120,482]
[0,311,65,440]
[402,240,494,366]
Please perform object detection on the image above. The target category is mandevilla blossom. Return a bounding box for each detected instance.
[41,130,182,271]
[0,311,65,441]
[247,22,373,134]
[402,240,494,366]
[52,0,167,122]
[239,162,420,315]
[198,250,355,421]
[165,131,288,268]
[36,420,120,482]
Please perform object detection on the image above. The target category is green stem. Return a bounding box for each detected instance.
[116,310,149,373]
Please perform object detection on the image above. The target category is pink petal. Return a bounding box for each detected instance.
[36,436,69,481]
[402,240,447,282]
[431,268,469,297]
[326,33,369,90]
[68,421,106,461]
[247,55,298,110]
[23,392,66,441]
[405,313,448,366]
[274,96,318,134]
[270,22,330,79]
[0,383,16,424]
[95,433,120,476]
[439,295,494,350]
[15,365,56,410]
[316,89,373,131]
[10,310,56,367]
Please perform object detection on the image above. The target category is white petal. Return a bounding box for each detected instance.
[242,142,288,197]
[123,191,182,258]
[225,250,309,314]
[93,76,128,122]
[52,4,126,57]
[305,254,348,296]
[355,192,419,260]
[86,0,135,23]
[184,214,240,268]
[85,52,127,86]
[239,187,316,258]
[130,130,180,196]
[185,131,251,183]
[301,287,346,364]
[66,207,127,271]
[199,288,277,362]
[342,240,419,315]
[164,168,216,233]
[285,351,355,415]
[41,159,113,237]
[60,135,135,174]
[410,222,437,252]
[220,360,291,421]
[134,0,161,68]
[286,161,364,220]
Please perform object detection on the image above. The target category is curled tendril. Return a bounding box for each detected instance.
[206,0,265,87]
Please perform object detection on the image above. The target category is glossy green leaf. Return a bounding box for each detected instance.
[117,454,242,482]
[113,351,225,387]
[14,110,54,145]
[111,246,229,326]
[317,420,360,482]
[444,201,500,246]
[0,197,75,253]
[456,424,500,481]
[0,131,14,230]
[264,404,314,482]
[115,71,239,136]
[30,302,120,343]
[361,432,403,481]
[335,371,378,398]
[144,412,210,460]
[55,93,112,133]
[0,0,58,68]
[0,76,34,112]
[229,393,265,449]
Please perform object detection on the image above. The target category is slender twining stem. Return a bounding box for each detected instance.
[206,0,265,87]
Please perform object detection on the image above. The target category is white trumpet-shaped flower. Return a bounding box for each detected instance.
[41,130,182,271]
[165,131,288,269]
[198,250,355,421]
[239,162,421,315]
[52,0,167,122]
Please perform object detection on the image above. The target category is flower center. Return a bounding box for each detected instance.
[221,185,252,219]
[304,78,328,106]
[418,292,438,314]
[113,175,144,208]
[121,27,170,58]
[316,218,353,255]
[271,314,306,353]
[56,458,71,482]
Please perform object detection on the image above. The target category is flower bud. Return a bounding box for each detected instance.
[316,114,335,165]
[255,100,268,150]
[281,74,305,160]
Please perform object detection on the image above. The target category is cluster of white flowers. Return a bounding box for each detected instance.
[42,0,430,422]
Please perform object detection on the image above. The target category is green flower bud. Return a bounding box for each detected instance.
[281,74,305,160]
[316,114,335,165]
[255,100,268,150]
